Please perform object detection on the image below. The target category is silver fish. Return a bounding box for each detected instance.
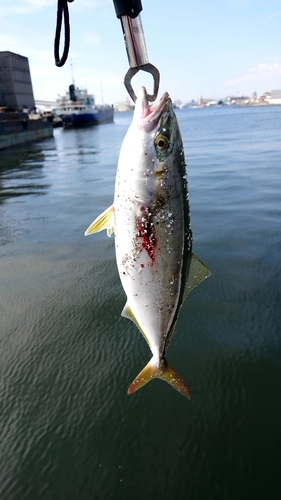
[85,87,210,398]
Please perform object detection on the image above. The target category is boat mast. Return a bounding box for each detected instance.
[70,59,75,86]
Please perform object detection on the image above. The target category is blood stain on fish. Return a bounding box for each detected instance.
[136,206,157,264]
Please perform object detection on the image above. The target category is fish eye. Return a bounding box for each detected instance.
[155,134,170,151]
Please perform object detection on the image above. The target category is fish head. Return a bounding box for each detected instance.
[117,86,186,208]
[133,86,170,133]
[132,87,183,162]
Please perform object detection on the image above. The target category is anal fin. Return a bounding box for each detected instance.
[122,303,151,347]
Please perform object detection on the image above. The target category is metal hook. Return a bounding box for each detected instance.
[124,63,160,103]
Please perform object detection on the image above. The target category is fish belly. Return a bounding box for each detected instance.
[114,176,186,357]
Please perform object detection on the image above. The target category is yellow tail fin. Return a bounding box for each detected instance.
[127,357,191,399]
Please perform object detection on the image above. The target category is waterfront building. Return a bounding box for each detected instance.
[270,89,281,104]
[271,89,281,99]
[0,51,35,110]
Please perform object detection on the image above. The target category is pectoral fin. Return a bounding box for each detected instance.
[85,205,115,237]
[128,356,191,399]
[184,253,211,300]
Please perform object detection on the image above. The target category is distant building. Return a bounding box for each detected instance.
[230,96,250,105]
[0,51,35,110]
[270,89,281,104]
[197,95,211,106]
[271,89,281,99]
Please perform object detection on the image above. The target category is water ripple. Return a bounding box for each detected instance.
[1,107,281,499]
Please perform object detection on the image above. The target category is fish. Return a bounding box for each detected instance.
[85,86,210,398]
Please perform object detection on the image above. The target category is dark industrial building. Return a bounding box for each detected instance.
[0,51,35,110]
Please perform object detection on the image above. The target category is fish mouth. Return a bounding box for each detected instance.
[134,86,170,132]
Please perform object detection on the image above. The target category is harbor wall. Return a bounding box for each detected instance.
[0,113,53,150]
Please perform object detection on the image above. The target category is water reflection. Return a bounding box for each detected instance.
[0,143,51,202]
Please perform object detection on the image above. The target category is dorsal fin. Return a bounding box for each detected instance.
[184,253,211,300]
[85,205,115,237]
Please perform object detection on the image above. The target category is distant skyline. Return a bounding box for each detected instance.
[1,0,281,104]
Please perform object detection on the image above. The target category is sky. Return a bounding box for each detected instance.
[1,0,281,105]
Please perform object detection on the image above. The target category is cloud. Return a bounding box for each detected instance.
[0,0,100,16]
[226,62,281,85]
[0,0,56,16]
[26,0,55,7]
[264,9,281,22]
[72,0,101,11]
[82,32,101,47]
[30,0,107,20]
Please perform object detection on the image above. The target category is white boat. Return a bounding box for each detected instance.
[55,84,114,127]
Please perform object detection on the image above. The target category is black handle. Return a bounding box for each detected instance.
[113,0,142,19]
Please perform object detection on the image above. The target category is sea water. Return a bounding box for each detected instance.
[0,105,280,499]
